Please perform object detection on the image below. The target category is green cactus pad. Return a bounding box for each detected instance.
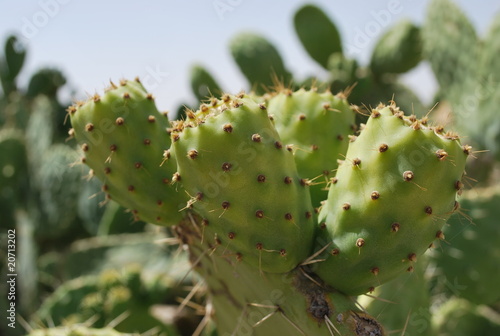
[27,68,66,99]
[267,88,355,207]
[0,129,28,230]
[69,78,187,226]
[230,33,291,94]
[370,20,422,76]
[190,64,223,101]
[314,104,469,295]
[0,35,26,95]
[171,94,315,273]
[0,128,28,198]
[294,4,342,69]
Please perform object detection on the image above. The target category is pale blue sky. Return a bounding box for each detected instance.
[1,0,499,113]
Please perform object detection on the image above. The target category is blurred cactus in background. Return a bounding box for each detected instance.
[183,3,425,124]
[0,35,185,336]
[0,0,499,335]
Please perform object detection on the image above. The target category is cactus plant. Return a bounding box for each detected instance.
[0,35,26,98]
[0,128,28,228]
[369,20,422,77]
[182,4,424,124]
[1,1,495,335]
[0,36,155,329]
[423,0,500,162]
[68,79,188,226]
[67,77,470,335]
[229,32,292,94]
[293,4,342,69]
[171,93,316,273]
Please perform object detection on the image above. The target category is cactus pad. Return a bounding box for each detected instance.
[171,94,315,273]
[69,78,187,225]
[230,33,291,93]
[314,103,469,295]
[267,88,355,207]
[294,4,342,69]
[370,20,422,76]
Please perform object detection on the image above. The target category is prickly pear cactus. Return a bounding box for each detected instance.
[230,33,291,93]
[26,68,66,99]
[313,103,469,295]
[423,0,500,160]
[293,4,342,69]
[68,76,472,335]
[171,94,316,273]
[77,170,108,235]
[0,128,28,227]
[68,78,188,225]
[370,20,422,76]
[0,35,26,96]
[423,0,477,97]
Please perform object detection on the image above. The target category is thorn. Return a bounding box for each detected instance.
[176,280,205,314]
[299,267,324,288]
[107,311,131,329]
[324,315,342,336]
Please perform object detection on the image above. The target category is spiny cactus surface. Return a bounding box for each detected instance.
[171,94,315,273]
[68,78,187,226]
[314,104,469,295]
[267,88,355,207]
